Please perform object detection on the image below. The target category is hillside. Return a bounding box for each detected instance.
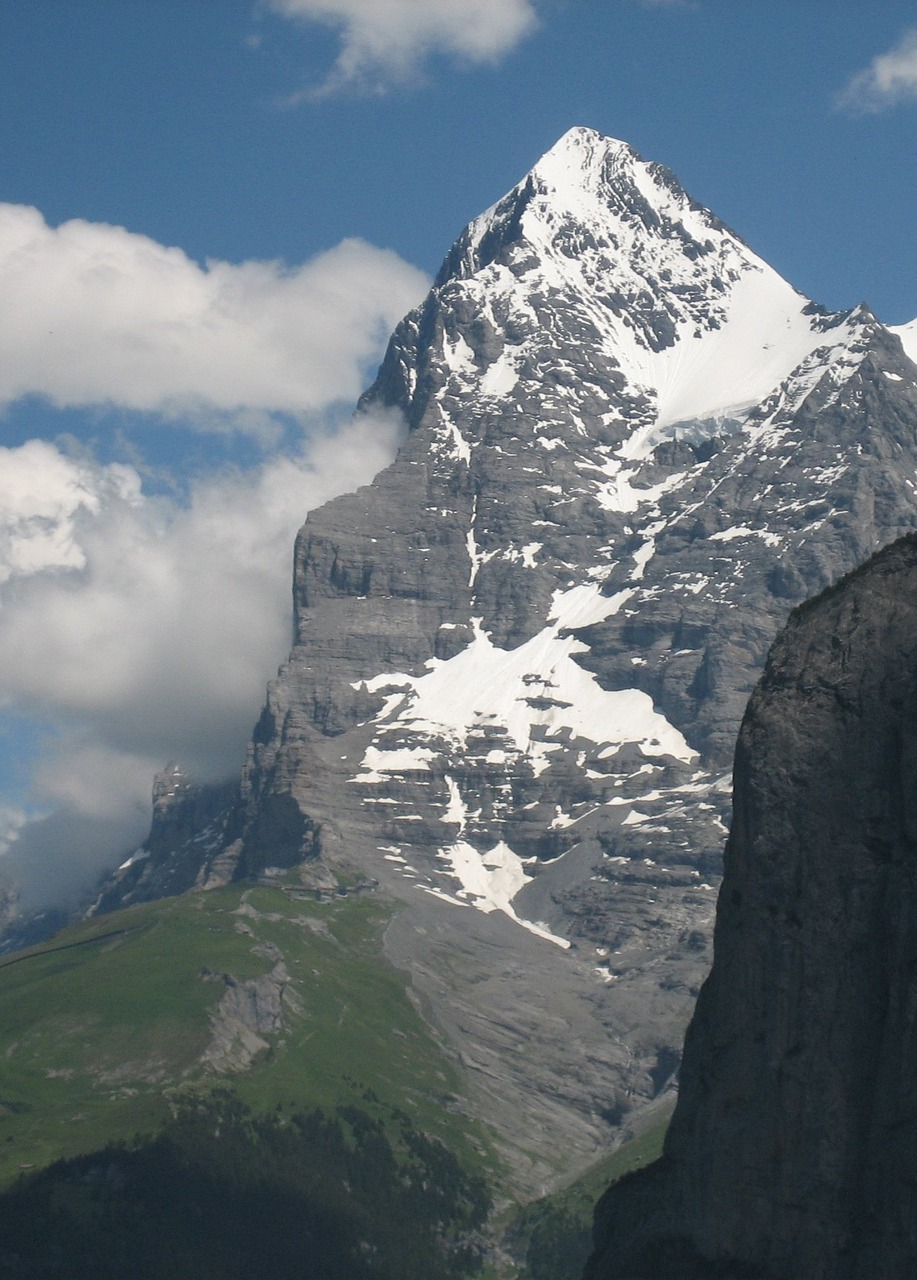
[0,883,493,1188]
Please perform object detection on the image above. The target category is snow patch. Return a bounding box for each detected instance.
[480,350,520,397]
[709,525,782,547]
[441,839,569,947]
[353,744,439,782]
[891,319,917,366]
[589,456,689,514]
[433,774,570,946]
[117,847,148,872]
[355,584,694,793]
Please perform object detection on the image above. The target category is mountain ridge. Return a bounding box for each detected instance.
[378,125,859,455]
[10,126,917,1192]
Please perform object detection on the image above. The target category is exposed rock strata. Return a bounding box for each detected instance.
[587,533,917,1279]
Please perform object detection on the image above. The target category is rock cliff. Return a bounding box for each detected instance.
[587,532,917,1279]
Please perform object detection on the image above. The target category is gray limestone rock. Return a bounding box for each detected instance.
[201,950,303,1075]
[90,764,237,912]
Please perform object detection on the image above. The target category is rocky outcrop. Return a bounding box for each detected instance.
[200,941,303,1075]
[586,533,917,1279]
[91,764,237,912]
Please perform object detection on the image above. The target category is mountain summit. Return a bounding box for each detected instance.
[87,129,917,1186]
[425,124,841,436]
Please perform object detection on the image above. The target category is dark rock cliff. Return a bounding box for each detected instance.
[90,764,237,913]
[586,532,917,1279]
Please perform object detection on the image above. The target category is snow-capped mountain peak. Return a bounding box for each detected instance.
[891,316,917,365]
[416,127,867,452]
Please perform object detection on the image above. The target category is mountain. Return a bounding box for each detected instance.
[586,532,917,1279]
[45,127,917,1188]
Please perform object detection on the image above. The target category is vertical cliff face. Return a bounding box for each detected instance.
[588,533,917,1279]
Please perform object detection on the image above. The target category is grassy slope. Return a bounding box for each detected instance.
[0,885,495,1188]
[0,884,672,1278]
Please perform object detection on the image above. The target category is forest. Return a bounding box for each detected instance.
[0,1089,492,1279]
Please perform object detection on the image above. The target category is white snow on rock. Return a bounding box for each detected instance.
[440,127,872,452]
[709,526,782,547]
[354,584,694,782]
[338,127,893,952]
[354,744,440,782]
[443,126,860,440]
[434,775,570,947]
[891,318,917,366]
[348,582,695,941]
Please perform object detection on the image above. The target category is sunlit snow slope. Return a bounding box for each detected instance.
[454,127,836,434]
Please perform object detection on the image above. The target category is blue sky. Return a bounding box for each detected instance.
[3,2,916,318]
[1,0,917,910]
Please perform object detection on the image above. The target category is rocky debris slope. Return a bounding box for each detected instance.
[92,128,917,1187]
[587,532,917,1279]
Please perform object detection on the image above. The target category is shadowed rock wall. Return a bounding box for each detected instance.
[587,533,917,1280]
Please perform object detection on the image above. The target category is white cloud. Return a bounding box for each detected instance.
[266,0,539,95]
[0,204,428,426]
[0,410,406,910]
[0,806,27,859]
[0,200,430,920]
[837,27,917,113]
[0,440,141,582]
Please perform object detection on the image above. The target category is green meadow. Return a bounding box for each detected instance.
[0,885,494,1188]
[0,884,670,1277]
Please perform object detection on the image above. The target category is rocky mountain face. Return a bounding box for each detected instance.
[91,127,917,1188]
[91,764,236,915]
[587,532,917,1280]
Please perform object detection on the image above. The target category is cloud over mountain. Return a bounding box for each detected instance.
[0,410,406,910]
[0,204,427,426]
[0,202,426,911]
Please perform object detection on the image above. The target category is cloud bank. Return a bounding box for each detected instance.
[266,0,539,95]
[837,26,917,113]
[0,204,427,424]
[0,412,407,912]
[0,440,141,582]
[0,206,430,916]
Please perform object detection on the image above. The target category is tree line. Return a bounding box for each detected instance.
[0,1089,491,1279]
